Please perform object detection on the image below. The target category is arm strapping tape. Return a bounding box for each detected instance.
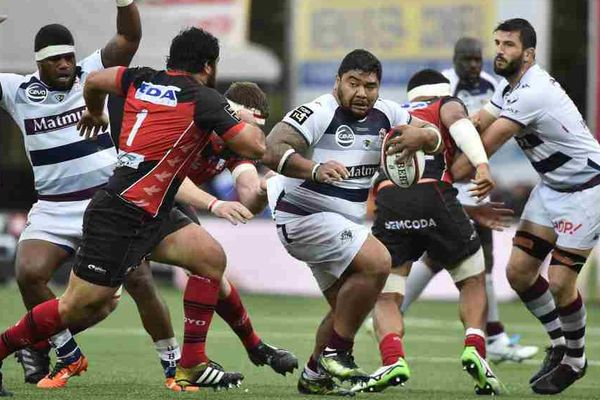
[448,118,488,166]
[277,149,296,173]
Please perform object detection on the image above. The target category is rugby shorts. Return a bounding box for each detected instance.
[372,181,481,267]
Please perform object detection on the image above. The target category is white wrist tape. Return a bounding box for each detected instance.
[277,149,296,173]
[425,126,442,153]
[116,0,134,7]
[483,101,501,119]
[231,163,256,185]
[449,118,488,166]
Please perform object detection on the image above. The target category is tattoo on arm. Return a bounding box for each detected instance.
[263,122,315,180]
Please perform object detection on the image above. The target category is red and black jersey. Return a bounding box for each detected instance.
[107,67,245,216]
[410,96,466,184]
[187,133,254,186]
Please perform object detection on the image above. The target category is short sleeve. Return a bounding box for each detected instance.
[281,98,331,146]
[0,73,24,113]
[489,80,508,111]
[376,99,412,126]
[78,50,105,74]
[117,67,152,97]
[194,87,244,139]
[499,89,545,128]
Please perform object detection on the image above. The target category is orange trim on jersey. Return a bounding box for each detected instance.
[221,121,246,141]
[115,66,127,96]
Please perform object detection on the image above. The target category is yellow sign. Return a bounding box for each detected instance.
[295,0,495,61]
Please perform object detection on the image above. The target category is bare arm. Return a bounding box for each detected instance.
[224,123,266,160]
[441,100,494,199]
[175,177,253,225]
[234,165,267,214]
[77,67,122,138]
[101,1,142,68]
[262,122,348,183]
[451,117,521,180]
[385,117,443,160]
[471,107,498,133]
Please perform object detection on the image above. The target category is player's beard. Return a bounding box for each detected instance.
[494,53,523,78]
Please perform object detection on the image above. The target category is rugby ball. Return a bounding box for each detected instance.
[381,130,425,188]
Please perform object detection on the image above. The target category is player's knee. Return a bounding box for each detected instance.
[548,275,572,299]
[189,240,226,281]
[15,255,53,287]
[365,245,391,279]
[506,262,533,291]
[124,267,155,297]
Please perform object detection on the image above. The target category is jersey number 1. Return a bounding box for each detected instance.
[126,109,148,147]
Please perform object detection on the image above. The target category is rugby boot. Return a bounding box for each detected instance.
[351,357,410,393]
[0,362,13,397]
[36,354,88,389]
[529,345,565,384]
[175,360,243,391]
[318,349,368,383]
[15,347,50,384]
[531,361,586,395]
[247,341,298,376]
[297,370,354,396]
[487,333,539,364]
[461,346,501,395]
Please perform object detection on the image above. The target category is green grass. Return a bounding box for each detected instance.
[0,284,598,399]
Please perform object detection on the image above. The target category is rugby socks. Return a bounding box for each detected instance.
[303,355,321,378]
[215,283,261,350]
[485,274,506,339]
[50,329,82,364]
[464,328,486,358]
[0,299,64,360]
[180,275,219,368]
[379,333,405,365]
[155,338,181,378]
[324,329,353,354]
[517,275,566,347]
[400,260,435,313]
[558,293,586,370]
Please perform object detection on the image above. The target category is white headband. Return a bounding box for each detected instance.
[407,83,451,102]
[35,45,75,61]
[227,99,266,125]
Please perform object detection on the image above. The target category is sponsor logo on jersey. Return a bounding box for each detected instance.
[24,105,86,135]
[552,219,583,235]
[135,81,181,107]
[340,229,353,243]
[25,83,48,103]
[384,218,437,230]
[335,125,355,148]
[347,164,379,179]
[54,93,66,102]
[289,105,314,125]
[224,103,241,122]
[362,138,372,149]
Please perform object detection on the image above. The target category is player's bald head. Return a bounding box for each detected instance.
[454,37,482,59]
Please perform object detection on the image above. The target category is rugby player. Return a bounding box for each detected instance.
[0,1,185,390]
[359,69,500,395]
[453,18,600,394]
[402,37,539,363]
[162,82,298,382]
[0,27,266,394]
[263,49,442,395]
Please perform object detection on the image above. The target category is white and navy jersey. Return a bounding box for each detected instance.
[489,64,600,190]
[274,93,411,223]
[442,68,496,115]
[0,50,116,200]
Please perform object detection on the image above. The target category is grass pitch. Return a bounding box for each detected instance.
[0,284,598,399]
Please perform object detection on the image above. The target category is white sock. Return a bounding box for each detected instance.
[485,274,500,322]
[154,337,180,363]
[303,364,322,379]
[401,260,436,313]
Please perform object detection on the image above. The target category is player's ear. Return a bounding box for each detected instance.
[334,75,341,91]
